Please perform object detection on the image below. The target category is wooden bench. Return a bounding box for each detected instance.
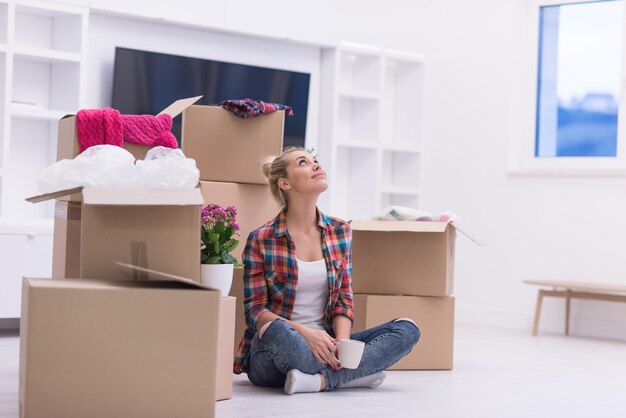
[523,279,626,336]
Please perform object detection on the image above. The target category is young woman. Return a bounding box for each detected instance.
[233,146,420,394]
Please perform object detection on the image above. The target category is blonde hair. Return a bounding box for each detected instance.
[262,146,306,209]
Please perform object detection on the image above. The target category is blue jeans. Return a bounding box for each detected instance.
[246,318,420,391]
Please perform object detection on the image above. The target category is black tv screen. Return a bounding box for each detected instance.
[111,47,310,149]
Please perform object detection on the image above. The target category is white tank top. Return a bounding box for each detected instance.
[292,258,328,330]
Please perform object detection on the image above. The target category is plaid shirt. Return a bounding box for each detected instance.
[233,207,354,374]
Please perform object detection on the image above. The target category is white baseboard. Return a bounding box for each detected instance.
[456,302,626,342]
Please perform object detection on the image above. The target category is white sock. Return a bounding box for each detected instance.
[338,372,386,389]
[284,369,323,395]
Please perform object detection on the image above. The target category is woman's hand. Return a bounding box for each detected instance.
[300,327,341,370]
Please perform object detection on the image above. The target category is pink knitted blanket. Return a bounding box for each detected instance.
[76,108,178,153]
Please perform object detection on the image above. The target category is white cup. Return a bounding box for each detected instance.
[339,339,365,369]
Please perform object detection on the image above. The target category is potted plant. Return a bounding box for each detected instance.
[200,203,240,296]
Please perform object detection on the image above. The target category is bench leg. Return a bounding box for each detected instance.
[532,289,545,336]
[565,290,571,336]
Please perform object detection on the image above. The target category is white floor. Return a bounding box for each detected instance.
[2,324,626,418]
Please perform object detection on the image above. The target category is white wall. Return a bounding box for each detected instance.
[16,0,626,341]
[407,0,626,341]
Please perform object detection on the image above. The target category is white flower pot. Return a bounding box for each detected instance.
[200,263,234,297]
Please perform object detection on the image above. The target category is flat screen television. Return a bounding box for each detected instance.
[111,47,311,149]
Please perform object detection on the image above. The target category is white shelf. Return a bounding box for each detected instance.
[0,2,7,44]
[12,55,81,112]
[380,187,421,195]
[338,90,379,101]
[14,3,85,53]
[380,192,420,210]
[386,49,425,63]
[337,141,379,150]
[332,146,379,221]
[381,144,421,153]
[0,1,85,319]
[11,104,68,121]
[14,46,81,63]
[383,53,424,149]
[338,46,381,94]
[0,218,53,236]
[337,95,379,144]
[339,42,382,57]
[382,150,421,190]
[321,43,425,220]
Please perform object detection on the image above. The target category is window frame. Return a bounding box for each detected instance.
[510,0,626,176]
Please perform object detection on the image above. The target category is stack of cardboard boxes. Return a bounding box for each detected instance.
[19,97,284,417]
[183,104,283,397]
[350,220,467,370]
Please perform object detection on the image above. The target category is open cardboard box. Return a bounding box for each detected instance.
[183,106,284,185]
[27,186,203,282]
[57,96,203,162]
[55,96,202,203]
[19,263,221,418]
[350,220,480,297]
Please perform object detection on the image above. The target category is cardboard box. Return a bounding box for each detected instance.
[57,96,202,163]
[200,181,281,263]
[229,268,246,359]
[216,296,236,401]
[51,201,81,278]
[353,294,455,370]
[19,274,220,418]
[29,187,203,282]
[183,106,284,184]
[350,221,458,297]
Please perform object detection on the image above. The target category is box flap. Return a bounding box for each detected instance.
[115,262,216,291]
[158,96,203,118]
[350,219,485,246]
[82,187,203,206]
[350,220,449,233]
[26,187,84,203]
[450,221,485,246]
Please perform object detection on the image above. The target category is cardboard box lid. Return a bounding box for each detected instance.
[23,261,217,291]
[350,220,484,246]
[59,96,203,120]
[158,96,203,118]
[27,186,203,206]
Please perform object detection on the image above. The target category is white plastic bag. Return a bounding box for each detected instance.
[37,145,200,193]
[374,205,460,223]
[131,146,200,188]
[38,145,136,193]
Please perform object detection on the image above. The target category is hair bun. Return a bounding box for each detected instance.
[262,155,277,179]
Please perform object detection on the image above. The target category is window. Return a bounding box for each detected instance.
[536,0,623,158]
[512,0,626,174]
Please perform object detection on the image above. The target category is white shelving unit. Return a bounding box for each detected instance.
[320,42,425,221]
[0,1,87,319]
[0,0,87,225]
